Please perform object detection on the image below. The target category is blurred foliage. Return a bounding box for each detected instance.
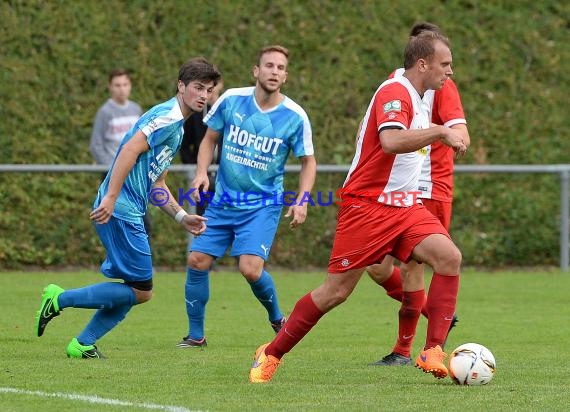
[0,0,568,269]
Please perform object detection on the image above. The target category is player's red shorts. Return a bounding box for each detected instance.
[421,198,452,231]
[328,202,450,273]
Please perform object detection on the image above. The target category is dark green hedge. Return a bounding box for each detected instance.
[1,0,568,269]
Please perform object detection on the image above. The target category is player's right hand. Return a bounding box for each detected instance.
[190,173,210,202]
[90,196,116,224]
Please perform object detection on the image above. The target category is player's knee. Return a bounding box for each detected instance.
[125,279,153,304]
[240,268,260,282]
[367,265,391,284]
[133,289,153,304]
[238,258,264,282]
[439,245,462,273]
[240,270,260,283]
[314,280,356,312]
[187,252,211,270]
[448,245,462,268]
[317,289,348,310]
[333,288,351,305]
[326,282,353,305]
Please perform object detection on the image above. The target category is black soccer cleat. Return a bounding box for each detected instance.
[442,314,459,350]
[369,352,412,366]
[270,317,286,334]
[176,336,207,348]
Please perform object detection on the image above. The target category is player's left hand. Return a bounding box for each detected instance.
[440,128,467,159]
[453,143,467,159]
[285,204,308,228]
[180,215,207,236]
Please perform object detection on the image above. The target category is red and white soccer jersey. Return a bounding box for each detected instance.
[329,76,452,273]
[420,79,466,202]
[341,76,430,207]
[391,69,467,202]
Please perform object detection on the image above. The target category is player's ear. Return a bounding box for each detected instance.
[418,58,428,73]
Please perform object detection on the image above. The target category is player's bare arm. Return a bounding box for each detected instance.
[153,170,180,217]
[285,154,316,228]
[154,170,207,236]
[90,130,149,224]
[191,127,220,200]
[380,125,452,154]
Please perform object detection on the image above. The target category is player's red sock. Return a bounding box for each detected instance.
[425,273,459,349]
[392,289,424,357]
[381,266,430,318]
[421,294,429,318]
[380,266,403,301]
[265,293,324,359]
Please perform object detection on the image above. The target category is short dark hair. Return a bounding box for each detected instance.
[403,30,451,69]
[257,45,289,65]
[108,68,131,83]
[409,22,442,37]
[178,57,222,87]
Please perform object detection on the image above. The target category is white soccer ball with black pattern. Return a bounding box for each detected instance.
[448,343,496,385]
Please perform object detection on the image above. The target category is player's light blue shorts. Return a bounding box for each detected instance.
[94,216,153,283]
[190,205,283,260]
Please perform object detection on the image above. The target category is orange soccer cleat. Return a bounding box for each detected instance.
[249,343,281,383]
[415,345,449,379]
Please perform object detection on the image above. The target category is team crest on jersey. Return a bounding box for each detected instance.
[383,100,401,113]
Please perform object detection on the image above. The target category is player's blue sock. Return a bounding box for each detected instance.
[249,270,283,322]
[76,305,133,345]
[58,282,137,310]
[185,267,209,340]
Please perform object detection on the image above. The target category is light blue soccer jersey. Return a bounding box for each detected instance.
[204,86,314,209]
[95,97,184,223]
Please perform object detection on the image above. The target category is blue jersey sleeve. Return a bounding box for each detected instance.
[204,91,228,133]
[140,98,184,149]
[283,99,314,158]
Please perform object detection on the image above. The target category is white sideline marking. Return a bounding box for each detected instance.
[0,387,194,412]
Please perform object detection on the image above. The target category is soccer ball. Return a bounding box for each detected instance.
[448,343,496,386]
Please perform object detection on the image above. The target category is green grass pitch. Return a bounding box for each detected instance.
[1,269,569,411]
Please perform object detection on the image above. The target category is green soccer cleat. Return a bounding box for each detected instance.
[66,338,106,359]
[35,284,65,337]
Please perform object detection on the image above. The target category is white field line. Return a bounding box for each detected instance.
[0,387,197,412]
